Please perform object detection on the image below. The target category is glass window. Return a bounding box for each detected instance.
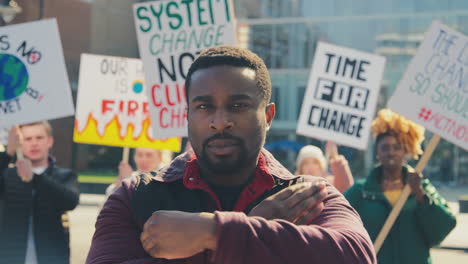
[296,85,306,119]
[271,85,282,120]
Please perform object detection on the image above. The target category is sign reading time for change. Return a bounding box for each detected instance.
[74,54,181,152]
[0,19,74,128]
[388,21,468,150]
[297,42,386,150]
[133,0,236,139]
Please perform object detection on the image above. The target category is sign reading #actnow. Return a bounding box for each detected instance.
[388,21,468,150]
[133,0,237,139]
[297,42,386,150]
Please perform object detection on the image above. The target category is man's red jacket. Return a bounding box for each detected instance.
[86,149,376,264]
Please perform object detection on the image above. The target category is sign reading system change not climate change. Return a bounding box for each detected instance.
[133,0,237,139]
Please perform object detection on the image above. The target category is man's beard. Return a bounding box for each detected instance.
[198,133,250,174]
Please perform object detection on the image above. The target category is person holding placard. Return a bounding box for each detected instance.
[345,109,457,264]
[105,148,173,196]
[0,122,80,264]
[87,46,375,264]
[295,141,354,193]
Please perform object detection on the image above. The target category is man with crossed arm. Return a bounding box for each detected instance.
[87,46,375,264]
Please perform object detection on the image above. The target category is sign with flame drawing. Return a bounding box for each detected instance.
[74,54,181,152]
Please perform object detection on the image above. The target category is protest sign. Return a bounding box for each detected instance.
[74,54,181,152]
[297,42,386,149]
[388,21,468,150]
[133,0,237,139]
[0,128,7,146]
[376,21,468,253]
[0,19,74,128]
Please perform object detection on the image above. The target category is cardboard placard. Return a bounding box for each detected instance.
[74,54,181,152]
[133,0,237,139]
[388,21,468,150]
[297,42,386,149]
[0,19,74,127]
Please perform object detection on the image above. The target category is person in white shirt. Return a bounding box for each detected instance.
[0,121,79,264]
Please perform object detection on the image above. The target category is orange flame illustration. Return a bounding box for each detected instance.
[73,113,181,152]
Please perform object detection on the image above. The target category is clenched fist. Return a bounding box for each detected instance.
[141,210,217,259]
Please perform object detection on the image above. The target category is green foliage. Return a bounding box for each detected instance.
[79,173,116,184]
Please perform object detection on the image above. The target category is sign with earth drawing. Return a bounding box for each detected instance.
[0,19,74,128]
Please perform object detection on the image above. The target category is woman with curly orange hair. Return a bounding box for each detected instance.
[345,109,456,264]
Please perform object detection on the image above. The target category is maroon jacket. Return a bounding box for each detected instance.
[87,149,376,264]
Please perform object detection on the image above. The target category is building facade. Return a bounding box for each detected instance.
[235,0,468,180]
[3,0,467,183]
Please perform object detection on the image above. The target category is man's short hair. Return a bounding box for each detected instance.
[19,121,53,137]
[185,45,272,104]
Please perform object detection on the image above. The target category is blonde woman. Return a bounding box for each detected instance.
[295,141,354,193]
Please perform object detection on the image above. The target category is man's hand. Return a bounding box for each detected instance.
[141,211,217,259]
[7,127,21,157]
[407,172,426,203]
[248,181,327,225]
[116,161,133,187]
[16,159,34,183]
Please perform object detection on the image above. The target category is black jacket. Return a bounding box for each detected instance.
[0,152,80,264]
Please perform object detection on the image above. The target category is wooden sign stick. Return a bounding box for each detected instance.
[374,134,441,253]
[15,126,24,160]
[16,148,24,160]
[122,146,130,163]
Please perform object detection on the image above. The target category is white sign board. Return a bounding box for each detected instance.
[0,128,7,146]
[74,54,181,152]
[133,0,237,139]
[297,42,386,149]
[388,22,468,150]
[0,19,74,128]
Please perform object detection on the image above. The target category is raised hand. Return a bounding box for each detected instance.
[16,158,34,182]
[7,126,21,157]
[329,154,354,193]
[116,161,133,187]
[407,171,426,203]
